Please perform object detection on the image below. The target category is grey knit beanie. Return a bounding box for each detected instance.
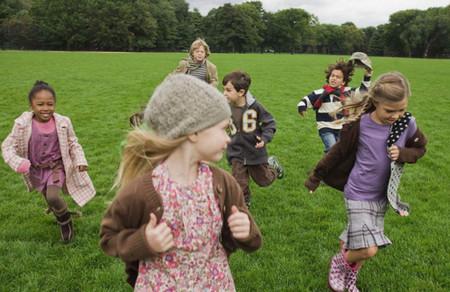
[143,74,231,139]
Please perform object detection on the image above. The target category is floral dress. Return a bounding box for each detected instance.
[134,162,235,292]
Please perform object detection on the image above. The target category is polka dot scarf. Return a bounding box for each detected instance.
[386,112,412,216]
[387,112,412,147]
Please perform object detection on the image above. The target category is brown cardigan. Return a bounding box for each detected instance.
[305,117,427,192]
[100,165,262,287]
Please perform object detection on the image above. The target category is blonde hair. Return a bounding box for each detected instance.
[113,128,187,190]
[341,72,411,123]
[189,38,211,58]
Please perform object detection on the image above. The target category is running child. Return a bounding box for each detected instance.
[223,70,284,208]
[2,81,95,243]
[297,57,372,152]
[174,38,219,87]
[100,74,262,290]
[304,72,427,291]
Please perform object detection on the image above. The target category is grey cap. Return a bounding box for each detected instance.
[349,52,372,70]
[143,74,231,139]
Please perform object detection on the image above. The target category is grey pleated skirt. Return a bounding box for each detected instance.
[339,198,392,250]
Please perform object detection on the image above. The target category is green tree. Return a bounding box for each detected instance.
[0,0,33,48]
[149,0,178,50]
[384,9,421,56]
[361,26,376,52]
[188,9,204,40]
[31,0,92,50]
[412,6,450,57]
[126,0,158,51]
[235,1,266,52]
[340,22,365,53]
[204,4,255,53]
[266,8,311,53]
[368,25,386,56]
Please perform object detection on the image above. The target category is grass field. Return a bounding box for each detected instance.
[1,51,449,291]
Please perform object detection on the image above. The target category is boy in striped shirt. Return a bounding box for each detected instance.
[297,59,372,152]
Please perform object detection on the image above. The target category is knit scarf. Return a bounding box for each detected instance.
[386,112,412,215]
[313,84,346,110]
[186,56,205,72]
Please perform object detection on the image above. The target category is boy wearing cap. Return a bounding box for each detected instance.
[297,57,373,152]
[223,70,284,208]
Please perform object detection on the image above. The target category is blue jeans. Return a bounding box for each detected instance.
[319,128,340,153]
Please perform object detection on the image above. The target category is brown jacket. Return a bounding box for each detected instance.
[305,117,427,192]
[100,165,262,287]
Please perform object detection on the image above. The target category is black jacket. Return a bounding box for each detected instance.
[227,92,276,165]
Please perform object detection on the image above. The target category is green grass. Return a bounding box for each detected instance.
[1,51,449,291]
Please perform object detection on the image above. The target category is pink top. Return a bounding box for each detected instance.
[134,162,235,291]
[28,118,65,192]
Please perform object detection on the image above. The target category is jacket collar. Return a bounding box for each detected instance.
[15,111,67,128]
[245,90,256,106]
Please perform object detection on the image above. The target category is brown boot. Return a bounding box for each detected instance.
[53,207,74,243]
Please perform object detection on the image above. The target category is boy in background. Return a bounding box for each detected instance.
[223,71,283,208]
[297,56,372,152]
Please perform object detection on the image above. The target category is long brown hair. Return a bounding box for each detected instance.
[113,127,187,190]
[341,72,411,123]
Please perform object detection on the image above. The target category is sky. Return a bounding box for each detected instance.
[185,0,449,27]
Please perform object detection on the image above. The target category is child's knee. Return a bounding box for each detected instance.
[363,246,378,259]
[45,187,66,210]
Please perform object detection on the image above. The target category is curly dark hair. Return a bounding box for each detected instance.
[325,60,355,86]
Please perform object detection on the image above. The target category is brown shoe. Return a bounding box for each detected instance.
[54,208,74,243]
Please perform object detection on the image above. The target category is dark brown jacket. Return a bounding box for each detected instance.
[100,165,262,287]
[305,118,427,192]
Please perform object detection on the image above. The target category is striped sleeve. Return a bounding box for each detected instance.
[298,89,323,112]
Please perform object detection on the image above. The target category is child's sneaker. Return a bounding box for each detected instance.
[328,252,346,292]
[268,156,284,179]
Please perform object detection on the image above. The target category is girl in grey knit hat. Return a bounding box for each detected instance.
[100,74,262,290]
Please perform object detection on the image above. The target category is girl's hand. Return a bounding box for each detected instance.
[78,165,88,172]
[388,145,400,161]
[17,159,31,174]
[145,213,174,253]
[228,206,251,240]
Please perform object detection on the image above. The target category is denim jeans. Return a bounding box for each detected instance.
[319,128,340,153]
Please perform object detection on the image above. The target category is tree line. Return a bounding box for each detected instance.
[1,0,449,57]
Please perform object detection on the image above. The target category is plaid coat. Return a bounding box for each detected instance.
[1,112,95,206]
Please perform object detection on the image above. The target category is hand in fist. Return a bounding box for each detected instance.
[255,136,265,148]
[145,213,174,253]
[227,206,251,240]
[388,145,400,161]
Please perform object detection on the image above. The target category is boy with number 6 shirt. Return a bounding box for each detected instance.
[222,71,284,208]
